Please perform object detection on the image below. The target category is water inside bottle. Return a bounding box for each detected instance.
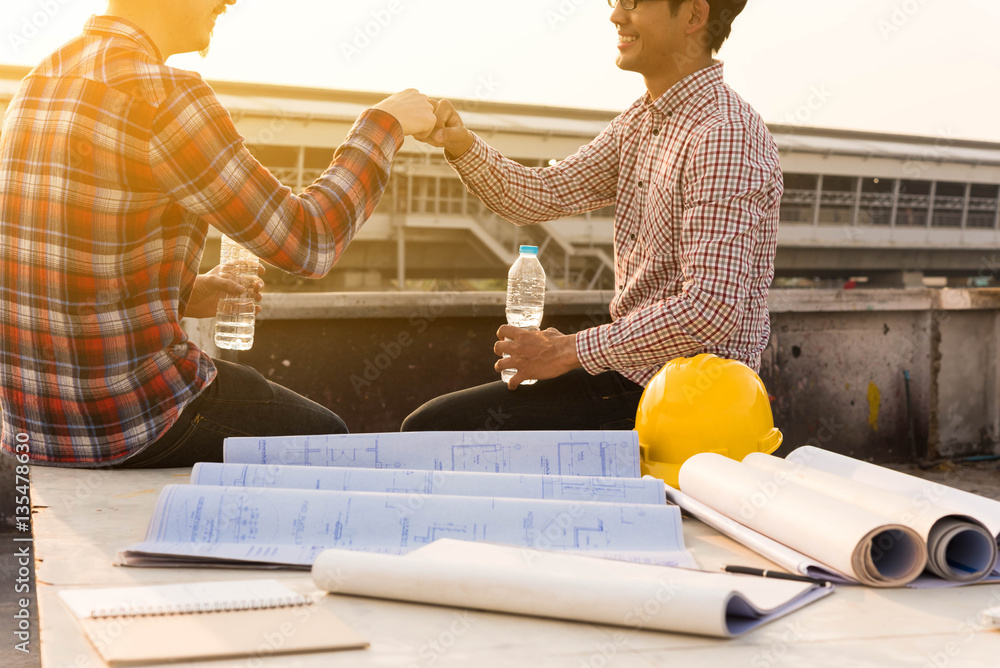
[214,296,255,350]
[505,305,544,328]
[214,239,258,351]
[501,305,544,385]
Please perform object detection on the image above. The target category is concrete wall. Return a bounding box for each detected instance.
[184,288,1000,463]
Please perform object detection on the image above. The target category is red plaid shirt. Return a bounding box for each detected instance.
[450,62,781,386]
[0,16,402,465]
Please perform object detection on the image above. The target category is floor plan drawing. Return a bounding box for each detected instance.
[224,431,641,478]
[120,484,691,569]
[191,463,664,505]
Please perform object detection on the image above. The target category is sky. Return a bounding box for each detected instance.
[2,0,999,142]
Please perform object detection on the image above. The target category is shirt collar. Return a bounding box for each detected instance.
[83,15,163,62]
[644,60,724,116]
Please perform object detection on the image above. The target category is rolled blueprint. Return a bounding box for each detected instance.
[679,453,927,587]
[743,453,997,583]
[785,446,1000,539]
[311,539,833,638]
[662,484,856,584]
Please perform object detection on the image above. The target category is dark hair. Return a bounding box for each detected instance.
[667,0,747,53]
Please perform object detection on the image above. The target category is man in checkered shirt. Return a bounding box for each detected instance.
[403,0,782,432]
[0,1,436,466]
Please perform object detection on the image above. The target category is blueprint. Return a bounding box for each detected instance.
[116,485,692,569]
[190,463,665,505]
[222,431,640,478]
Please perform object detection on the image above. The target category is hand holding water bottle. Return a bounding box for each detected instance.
[494,326,583,390]
[185,263,264,320]
[214,235,264,351]
[495,246,588,388]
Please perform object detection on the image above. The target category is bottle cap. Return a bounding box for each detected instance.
[519,245,539,255]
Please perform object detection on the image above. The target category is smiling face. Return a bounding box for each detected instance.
[610,0,712,99]
[611,0,687,75]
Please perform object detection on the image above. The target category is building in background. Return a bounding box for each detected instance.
[3,65,999,291]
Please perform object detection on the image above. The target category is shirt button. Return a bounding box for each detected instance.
[638,180,644,188]
[667,111,674,117]
[630,233,636,240]
[652,128,660,136]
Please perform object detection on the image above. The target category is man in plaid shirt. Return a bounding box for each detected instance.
[404,0,782,431]
[0,1,435,466]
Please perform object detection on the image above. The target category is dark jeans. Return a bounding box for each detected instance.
[400,368,645,432]
[116,359,347,469]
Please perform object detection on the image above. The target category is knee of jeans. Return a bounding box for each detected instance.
[400,405,431,432]
[288,405,349,436]
[327,413,349,435]
[306,412,348,435]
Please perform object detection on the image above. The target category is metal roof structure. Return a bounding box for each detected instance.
[3,64,1000,286]
[5,63,998,165]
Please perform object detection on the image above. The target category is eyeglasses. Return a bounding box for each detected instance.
[608,0,662,10]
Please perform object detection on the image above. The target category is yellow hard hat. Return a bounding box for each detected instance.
[635,353,782,487]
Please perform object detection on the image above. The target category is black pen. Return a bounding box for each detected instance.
[723,565,834,588]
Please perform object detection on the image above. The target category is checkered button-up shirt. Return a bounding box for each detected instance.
[450,62,781,387]
[0,16,402,465]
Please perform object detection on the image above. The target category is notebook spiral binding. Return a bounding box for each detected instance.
[90,594,313,619]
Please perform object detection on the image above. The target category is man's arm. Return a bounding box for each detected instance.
[149,80,434,278]
[575,121,781,375]
[419,99,621,226]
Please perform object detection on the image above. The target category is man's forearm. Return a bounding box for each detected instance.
[447,134,618,227]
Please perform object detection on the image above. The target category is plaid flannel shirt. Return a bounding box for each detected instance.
[0,16,402,465]
[450,62,782,387]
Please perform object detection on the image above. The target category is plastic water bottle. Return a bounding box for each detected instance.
[502,245,546,385]
[214,235,260,351]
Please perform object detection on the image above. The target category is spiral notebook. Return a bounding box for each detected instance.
[59,579,368,665]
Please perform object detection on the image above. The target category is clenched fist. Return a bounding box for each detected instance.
[414,99,475,159]
[373,89,436,137]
